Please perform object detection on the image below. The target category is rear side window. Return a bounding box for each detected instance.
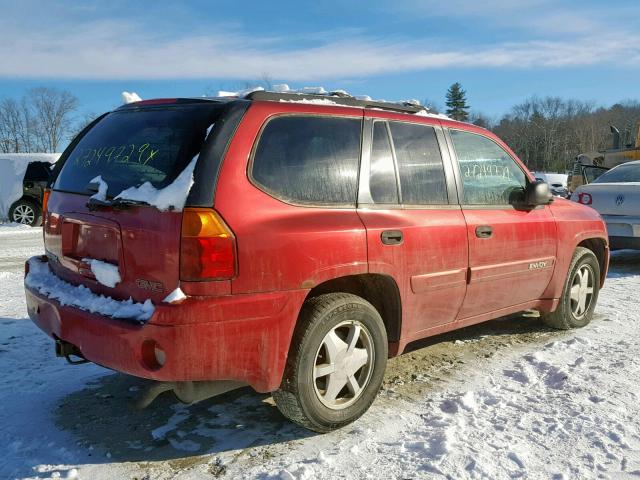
[370,122,399,204]
[54,105,220,197]
[252,116,361,205]
[450,130,526,205]
[389,122,448,205]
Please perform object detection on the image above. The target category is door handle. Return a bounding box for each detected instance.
[381,230,403,245]
[475,225,493,238]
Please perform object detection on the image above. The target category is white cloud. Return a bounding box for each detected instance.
[0,15,638,81]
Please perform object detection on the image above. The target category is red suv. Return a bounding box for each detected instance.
[25,91,609,432]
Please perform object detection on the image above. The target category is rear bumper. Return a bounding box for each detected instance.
[601,215,640,250]
[25,258,307,392]
[609,236,640,250]
[602,215,640,237]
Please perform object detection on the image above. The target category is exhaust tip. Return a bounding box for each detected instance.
[141,339,166,371]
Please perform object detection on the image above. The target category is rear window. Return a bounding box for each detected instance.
[25,162,52,181]
[251,116,362,205]
[593,164,640,183]
[54,105,220,197]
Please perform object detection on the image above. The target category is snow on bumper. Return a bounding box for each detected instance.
[25,256,153,322]
[24,256,307,392]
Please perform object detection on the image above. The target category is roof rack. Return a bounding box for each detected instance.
[245,90,429,115]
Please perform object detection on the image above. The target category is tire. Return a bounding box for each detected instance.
[9,198,42,227]
[541,247,600,330]
[273,293,388,433]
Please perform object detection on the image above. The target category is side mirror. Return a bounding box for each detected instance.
[524,180,553,206]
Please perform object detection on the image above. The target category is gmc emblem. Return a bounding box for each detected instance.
[136,278,165,293]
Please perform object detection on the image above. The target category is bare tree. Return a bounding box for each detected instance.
[0,98,34,153]
[27,87,78,152]
[492,96,639,172]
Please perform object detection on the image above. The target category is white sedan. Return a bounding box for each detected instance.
[571,160,640,250]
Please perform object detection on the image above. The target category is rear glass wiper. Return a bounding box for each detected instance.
[112,197,150,208]
[86,196,149,211]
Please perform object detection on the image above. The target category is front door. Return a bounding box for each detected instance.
[357,117,468,340]
[446,128,557,319]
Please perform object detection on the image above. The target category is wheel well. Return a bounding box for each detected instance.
[305,274,402,343]
[577,238,607,286]
[12,195,41,207]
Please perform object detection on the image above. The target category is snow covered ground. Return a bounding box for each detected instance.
[1,224,639,479]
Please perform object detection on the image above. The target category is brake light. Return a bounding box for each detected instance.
[133,98,177,106]
[180,208,236,281]
[577,192,592,205]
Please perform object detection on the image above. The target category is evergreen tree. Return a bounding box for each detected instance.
[445,82,470,121]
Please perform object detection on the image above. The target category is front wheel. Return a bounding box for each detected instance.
[273,293,388,433]
[542,247,600,329]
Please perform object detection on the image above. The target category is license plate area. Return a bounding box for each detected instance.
[60,215,123,276]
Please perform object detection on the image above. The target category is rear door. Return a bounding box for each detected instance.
[357,117,468,340]
[445,128,557,319]
[44,102,225,303]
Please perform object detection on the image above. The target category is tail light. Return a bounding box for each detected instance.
[577,192,592,205]
[180,208,236,281]
[42,189,51,216]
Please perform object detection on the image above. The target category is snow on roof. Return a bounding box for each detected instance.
[214,84,450,118]
[217,87,265,98]
[414,109,452,120]
[0,153,60,220]
[121,91,142,104]
[278,98,350,106]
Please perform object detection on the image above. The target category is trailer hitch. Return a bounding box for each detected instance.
[55,339,88,365]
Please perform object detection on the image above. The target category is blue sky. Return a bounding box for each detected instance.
[1,0,639,119]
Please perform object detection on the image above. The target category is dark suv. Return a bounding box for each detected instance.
[25,91,609,432]
[9,161,52,226]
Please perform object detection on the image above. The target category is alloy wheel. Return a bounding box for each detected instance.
[570,264,594,318]
[313,320,374,410]
[13,204,35,225]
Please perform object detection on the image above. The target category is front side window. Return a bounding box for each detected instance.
[388,122,448,205]
[450,130,526,205]
[252,116,361,205]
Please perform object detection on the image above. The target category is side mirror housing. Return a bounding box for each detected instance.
[524,180,553,207]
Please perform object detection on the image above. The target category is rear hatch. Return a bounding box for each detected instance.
[44,100,240,304]
[577,182,640,216]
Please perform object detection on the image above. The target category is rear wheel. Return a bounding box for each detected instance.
[273,293,388,432]
[9,198,41,227]
[542,247,600,329]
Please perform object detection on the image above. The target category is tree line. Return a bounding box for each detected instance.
[441,82,640,173]
[2,84,639,174]
[0,87,78,153]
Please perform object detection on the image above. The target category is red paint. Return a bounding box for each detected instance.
[25,99,609,393]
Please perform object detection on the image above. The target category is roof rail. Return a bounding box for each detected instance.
[245,91,429,115]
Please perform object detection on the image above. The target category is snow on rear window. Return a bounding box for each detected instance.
[114,153,199,211]
[54,105,220,199]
